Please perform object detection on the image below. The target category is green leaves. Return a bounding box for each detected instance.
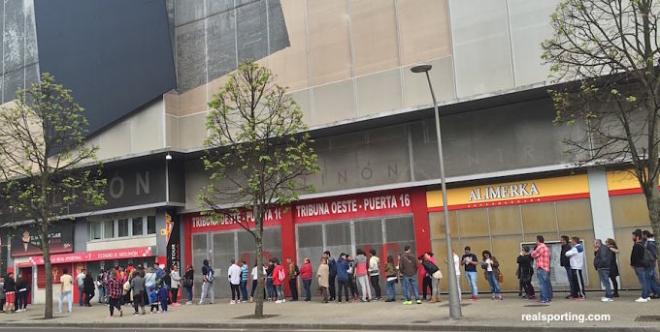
[201,61,319,224]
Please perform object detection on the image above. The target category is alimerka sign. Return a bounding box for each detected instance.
[427,175,590,211]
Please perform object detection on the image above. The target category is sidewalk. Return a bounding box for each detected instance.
[0,291,659,331]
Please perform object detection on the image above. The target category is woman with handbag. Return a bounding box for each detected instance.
[481,250,503,300]
[422,252,443,303]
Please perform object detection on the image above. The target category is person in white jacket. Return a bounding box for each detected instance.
[565,236,586,299]
[170,264,181,305]
[227,260,242,304]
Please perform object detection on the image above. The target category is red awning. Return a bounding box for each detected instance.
[28,246,155,265]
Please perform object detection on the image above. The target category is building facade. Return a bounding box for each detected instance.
[0,0,655,303]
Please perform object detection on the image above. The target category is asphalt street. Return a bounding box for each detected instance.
[0,329,399,332]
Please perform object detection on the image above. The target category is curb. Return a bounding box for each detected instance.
[0,322,656,331]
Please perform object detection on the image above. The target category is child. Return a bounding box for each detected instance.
[158,284,169,313]
[149,286,159,313]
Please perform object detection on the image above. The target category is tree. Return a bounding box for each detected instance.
[0,74,106,318]
[200,62,318,318]
[543,0,660,246]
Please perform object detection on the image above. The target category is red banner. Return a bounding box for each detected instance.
[29,246,154,265]
[188,207,290,233]
[294,191,414,223]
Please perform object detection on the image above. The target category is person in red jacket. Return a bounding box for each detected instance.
[272,258,287,303]
[300,258,313,301]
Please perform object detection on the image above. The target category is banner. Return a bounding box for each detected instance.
[295,191,413,223]
[165,211,180,269]
[188,207,289,233]
[427,175,590,211]
[11,220,74,257]
[606,169,660,196]
[29,246,155,265]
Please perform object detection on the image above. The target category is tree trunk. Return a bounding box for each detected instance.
[40,220,53,319]
[646,188,660,271]
[254,236,264,318]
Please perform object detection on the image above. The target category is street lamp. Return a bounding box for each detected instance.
[411,64,462,319]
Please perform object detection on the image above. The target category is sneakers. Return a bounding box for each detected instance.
[635,297,650,303]
[185,301,192,305]
[230,300,236,304]
[275,300,283,304]
[416,299,422,304]
[470,295,478,301]
[403,300,413,305]
[600,297,614,302]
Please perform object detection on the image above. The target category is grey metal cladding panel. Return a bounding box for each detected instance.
[2,63,37,102]
[267,0,289,52]
[3,0,25,74]
[410,121,441,181]
[208,0,235,16]
[236,0,268,62]
[174,0,206,26]
[24,2,38,65]
[176,20,207,90]
[207,10,237,80]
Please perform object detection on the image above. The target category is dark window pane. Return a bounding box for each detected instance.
[118,219,129,237]
[147,216,156,234]
[104,220,115,239]
[132,217,143,236]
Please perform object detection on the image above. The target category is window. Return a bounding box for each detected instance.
[132,217,143,236]
[147,216,156,234]
[118,219,129,237]
[89,223,102,240]
[103,220,115,239]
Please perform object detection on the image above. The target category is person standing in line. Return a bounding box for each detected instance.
[287,258,300,301]
[594,239,614,302]
[272,258,286,303]
[565,236,586,300]
[300,258,313,302]
[317,257,330,303]
[266,260,275,301]
[130,270,146,315]
[76,268,86,307]
[368,249,381,301]
[346,255,358,301]
[420,255,432,301]
[144,267,157,310]
[606,238,620,297]
[642,230,660,298]
[96,269,106,304]
[14,276,28,312]
[336,254,350,303]
[480,250,502,300]
[228,259,242,304]
[560,235,575,299]
[422,252,442,303]
[158,282,169,313]
[399,245,422,305]
[107,271,124,318]
[354,249,372,302]
[199,259,215,305]
[240,261,249,303]
[631,229,652,302]
[516,246,535,300]
[531,235,552,304]
[83,272,95,306]
[58,268,74,314]
[462,246,479,301]
[250,263,266,302]
[452,251,462,302]
[384,255,398,302]
[182,265,194,305]
[324,251,337,301]
[163,268,172,305]
[170,264,181,306]
[0,277,5,313]
[3,273,15,313]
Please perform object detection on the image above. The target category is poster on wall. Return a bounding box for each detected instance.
[165,212,180,270]
[11,220,74,257]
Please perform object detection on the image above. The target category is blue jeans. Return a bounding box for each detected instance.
[59,291,73,313]
[240,281,248,301]
[185,286,193,302]
[78,286,85,306]
[465,271,478,296]
[302,279,312,301]
[597,268,612,298]
[386,279,396,300]
[536,268,551,302]
[486,271,501,294]
[402,276,419,301]
[646,267,660,295]
[266,278,274,299]
[635,267,651,298]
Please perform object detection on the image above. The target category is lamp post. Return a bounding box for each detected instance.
[411,64,461,319]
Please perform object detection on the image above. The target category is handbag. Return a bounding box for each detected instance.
[497,270,504,283]
[432,270,443,279]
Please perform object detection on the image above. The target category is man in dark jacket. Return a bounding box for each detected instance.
[631,229,651,302]
[336,254,350,302]
[642,230,660,298]
[516,246,535,299]
[324,251,337,301]
[594,239,613,302]
[399,246,421,304]
[559,235,574,299]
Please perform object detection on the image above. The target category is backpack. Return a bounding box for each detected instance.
[277,267,285,281]
[207,268,215,283]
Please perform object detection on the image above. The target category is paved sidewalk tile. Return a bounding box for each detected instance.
[0,293,659,330]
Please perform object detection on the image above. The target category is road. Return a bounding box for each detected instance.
[0,328,410,332]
